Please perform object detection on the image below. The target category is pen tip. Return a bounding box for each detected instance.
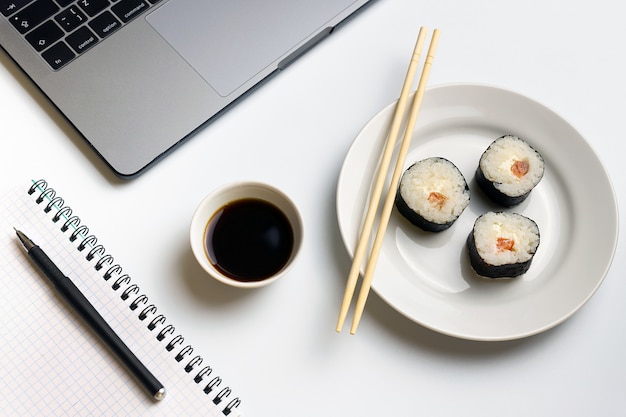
[14,228,34,251]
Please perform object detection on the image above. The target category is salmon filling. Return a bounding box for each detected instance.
[427,192,447,209]
[511,160,530,179]
[497,237,515,251]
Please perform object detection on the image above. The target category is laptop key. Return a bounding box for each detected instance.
[1,0,32,17]
[9,0,59,33]
[25,19,64,51]
[88,11,121,38]
[54,5,87,32]
[41,41,75,69]
[77,0,109,17]
[111,0,148,23]
[66,26,98,54]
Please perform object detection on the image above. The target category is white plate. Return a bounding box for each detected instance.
[336,83,618,341]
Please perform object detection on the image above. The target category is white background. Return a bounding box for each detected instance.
[1,0,624,415]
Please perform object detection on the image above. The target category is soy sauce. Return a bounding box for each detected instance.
[204,198,294,282]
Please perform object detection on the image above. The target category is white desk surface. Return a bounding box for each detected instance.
[1,1,624,415]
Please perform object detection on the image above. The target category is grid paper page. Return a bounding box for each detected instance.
[0,181,242,416]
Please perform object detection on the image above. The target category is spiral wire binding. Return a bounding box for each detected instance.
[28,179,242,416]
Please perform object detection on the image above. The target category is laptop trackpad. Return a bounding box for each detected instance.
[146,0,354,97]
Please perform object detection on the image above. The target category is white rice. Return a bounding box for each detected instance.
[479,135,544,197]
[472,212,539,266]
[399,157,470,224]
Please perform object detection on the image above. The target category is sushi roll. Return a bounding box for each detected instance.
[476,135,545,206]
[395,157,470,232]
[467,212,540,279]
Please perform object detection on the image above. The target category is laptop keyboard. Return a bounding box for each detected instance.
[2,0,161,70]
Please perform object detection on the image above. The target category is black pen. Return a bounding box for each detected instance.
[14,228,166,401]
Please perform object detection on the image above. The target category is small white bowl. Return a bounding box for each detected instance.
[190,182,303,288]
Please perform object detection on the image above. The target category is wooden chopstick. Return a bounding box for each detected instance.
[336,27,429,333]
[337,28,440,334]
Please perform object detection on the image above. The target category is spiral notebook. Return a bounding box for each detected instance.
[0,180,243,416]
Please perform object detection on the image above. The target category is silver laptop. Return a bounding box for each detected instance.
[1,0,372,177]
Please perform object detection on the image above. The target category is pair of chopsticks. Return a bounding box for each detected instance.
[336,27,440,334]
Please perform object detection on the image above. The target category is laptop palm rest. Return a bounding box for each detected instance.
[146,0,356,97]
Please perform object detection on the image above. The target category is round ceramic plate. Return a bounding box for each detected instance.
[336,83,618,341]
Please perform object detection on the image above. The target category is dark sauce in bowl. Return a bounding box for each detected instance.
[204,198,294,282]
